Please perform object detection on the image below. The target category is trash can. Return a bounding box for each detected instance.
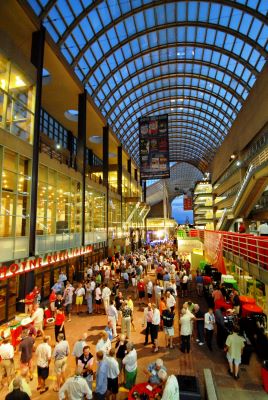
[262,360,268,393]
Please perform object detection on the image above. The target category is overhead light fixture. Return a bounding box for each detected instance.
[236,161,241,167]
[230,154,236,160]
[56,143,61,149]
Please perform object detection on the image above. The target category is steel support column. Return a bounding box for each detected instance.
[77,90,87,246]
[103,124,109,250]
[29,27,46,257]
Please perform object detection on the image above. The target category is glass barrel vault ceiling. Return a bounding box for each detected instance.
[27,0,268,172]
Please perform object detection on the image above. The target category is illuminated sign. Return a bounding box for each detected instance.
[0,245,93,280]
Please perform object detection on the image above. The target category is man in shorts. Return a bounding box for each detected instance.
[53,333,70,391]
[162,307,175,348]
[64,287,73,322]
[31,303,44,336]
[75,283,85,315]
[225,325,245,379]
[137,279,145,306]
[35,335,51,394]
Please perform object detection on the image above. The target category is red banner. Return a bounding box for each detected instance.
[183,196,193,210]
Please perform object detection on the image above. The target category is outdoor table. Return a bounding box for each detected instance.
[242,303,263,318]
[214,299,233,311]
[223,278,238,290]
[239,296,256,307]
[128,382,161,400]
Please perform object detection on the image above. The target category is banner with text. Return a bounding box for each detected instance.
[139,114,170,180]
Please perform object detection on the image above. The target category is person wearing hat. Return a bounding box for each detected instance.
[0,334,15,388]
[143,358,167,385]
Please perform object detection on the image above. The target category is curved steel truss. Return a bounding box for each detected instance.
[27,0,268,175]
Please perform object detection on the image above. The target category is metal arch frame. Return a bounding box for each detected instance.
[168,115,228,137]
[72,20,267,75]
[169,120,222,144]
[169,133,218,154]
[39,0,57,19]
[125,116,227,155]
[109,89,237,133]
[169,150,209,172]
[87,41,258,92]
[170,128,219,149]
[104,72,243,120]
[108,83,238,124]
[51,1,268,61]
[122,112,225,151]
[170,162,203,178]
[123,110,229,147]
[117,103,232,144]
[116,96,233,139]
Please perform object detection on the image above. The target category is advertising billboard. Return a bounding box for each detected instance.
[139,114,169,180]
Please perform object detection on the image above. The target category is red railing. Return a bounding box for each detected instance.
[189,229,268,271]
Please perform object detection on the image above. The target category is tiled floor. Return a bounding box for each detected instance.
[1,277,267,399]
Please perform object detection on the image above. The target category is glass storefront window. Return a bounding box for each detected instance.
[0,53,35,144]
[36,165,82,247]
[0,148,31,239]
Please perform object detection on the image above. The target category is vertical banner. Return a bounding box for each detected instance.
[183,195,193,210]
[139,114,170,180]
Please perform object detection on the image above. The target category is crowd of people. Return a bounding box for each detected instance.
[0,241,248,400]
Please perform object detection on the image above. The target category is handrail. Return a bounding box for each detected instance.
[189,229,268,272]
[216,208,227,231]
[233,147,268,210]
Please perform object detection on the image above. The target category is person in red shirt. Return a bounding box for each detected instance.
[54,309,66,342]
[137,279,146,305]
[49,289,57,317]
[24,292,35,314]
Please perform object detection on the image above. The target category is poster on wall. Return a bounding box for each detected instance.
[139,114,170,180]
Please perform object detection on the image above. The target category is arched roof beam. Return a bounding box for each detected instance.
[118,103,231,143]
[104,72,243,119]
[75,22,266,80]
[114,94,235,136]
[58,2,267,62]
[108,84,237,120]
[124,111,228,152]
[123,112,229,147]
[127,125,221,152]
[89,43,258,92]
[168,121,222,144]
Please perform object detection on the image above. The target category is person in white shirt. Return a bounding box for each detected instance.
[86,267,93,279]
[96,331,111,357]
[147,280,153,300]
[181,274,189,297]
[204,308,215,351]
[35,335,51,394]
[122,342,137,390]
[107,349,120,400]
[152,304,161,353]
[107,299,118,337]
[75,283,85,314]
[72,333,88,364]
[59,366,92,400]
[154,282,163,307]
[258,221,268,236]
[180,308,195,353]
[158,369,179,400]
[104,268,110,285]
[0,336,14,386]
[166,291,176,312]
[95,284,102,314]
[31,303,44,336]
[102,284,112,315]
